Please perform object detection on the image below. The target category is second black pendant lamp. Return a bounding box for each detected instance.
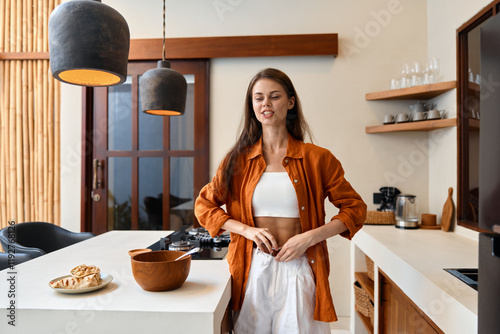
[48,0,130,87]
[139,0,187,116]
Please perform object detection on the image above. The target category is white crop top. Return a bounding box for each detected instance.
[252,172,300,218]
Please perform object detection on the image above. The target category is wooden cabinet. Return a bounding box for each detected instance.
[380,271,443,334]
[351,245,444,334]
[351,227,477,333]
[365,81,457,134]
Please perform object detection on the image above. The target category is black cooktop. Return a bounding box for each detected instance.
[147,227,230,260]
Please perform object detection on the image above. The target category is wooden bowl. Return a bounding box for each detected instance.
[131,250,191,291]
[128,248,152,257]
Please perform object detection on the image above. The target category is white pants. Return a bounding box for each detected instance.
[234,248,331,334]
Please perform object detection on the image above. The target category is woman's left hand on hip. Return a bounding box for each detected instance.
[275,233,311,262]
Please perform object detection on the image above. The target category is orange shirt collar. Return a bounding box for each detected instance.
[247,133,304,160]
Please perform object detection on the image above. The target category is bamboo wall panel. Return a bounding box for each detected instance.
[0,0,61,231]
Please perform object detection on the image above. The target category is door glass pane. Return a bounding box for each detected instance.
[170,157,194,230]
[107,157,132,230]
[139,157,163,230]
[466,25,482,222]
[138,75,163,151]
[108,76,132,151]
[170,74,195,150]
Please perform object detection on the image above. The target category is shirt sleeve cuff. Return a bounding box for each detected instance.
[332,213,361,240]
[204,212,231,237]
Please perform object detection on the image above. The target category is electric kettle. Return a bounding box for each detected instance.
[395,194,418,229]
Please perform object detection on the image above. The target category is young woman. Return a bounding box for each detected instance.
[195,68,366,333]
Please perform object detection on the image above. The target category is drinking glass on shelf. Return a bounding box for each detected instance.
[410,61,422,86]
[400,63,410,88]
[422,61,431,85]
[429,57,440,82]
[390,78,400,90]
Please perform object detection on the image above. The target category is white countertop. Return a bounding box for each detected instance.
[353,225,478,334]
[0,231,231,334]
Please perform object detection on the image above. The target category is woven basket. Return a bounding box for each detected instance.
[364,210,395,225]
[365,255,375,281]
[354,281,374,324]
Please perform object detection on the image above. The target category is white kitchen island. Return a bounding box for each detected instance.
[0,231,232,334]
[351,226,478,334]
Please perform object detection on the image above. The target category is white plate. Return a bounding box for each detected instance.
[49,273,113,294]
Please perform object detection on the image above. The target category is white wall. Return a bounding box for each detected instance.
[59,0,489,318]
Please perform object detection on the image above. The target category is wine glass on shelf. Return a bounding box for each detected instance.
[422,60,431,85]
[410,61,422,86]
[429,57,440,83]
[400,63,410,88]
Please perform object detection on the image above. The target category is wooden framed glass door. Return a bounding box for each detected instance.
[87,60,209,235]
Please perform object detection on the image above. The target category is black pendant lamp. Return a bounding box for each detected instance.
[48,0,130,87]
[139,0,187,116]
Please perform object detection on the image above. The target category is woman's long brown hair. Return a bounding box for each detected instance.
[218,68,313,200]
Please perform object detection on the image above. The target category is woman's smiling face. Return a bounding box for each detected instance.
[252,78,295,127]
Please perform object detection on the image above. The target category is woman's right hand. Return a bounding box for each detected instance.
[222,219,278,253]
[242,226,279,253]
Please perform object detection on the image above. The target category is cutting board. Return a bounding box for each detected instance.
[441,187,453,232]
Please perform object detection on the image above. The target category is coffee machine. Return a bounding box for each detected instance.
[376,187,401,212]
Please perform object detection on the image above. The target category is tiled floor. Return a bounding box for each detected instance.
[330,317,350,334]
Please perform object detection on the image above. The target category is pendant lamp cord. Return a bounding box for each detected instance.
[162,0,166,61]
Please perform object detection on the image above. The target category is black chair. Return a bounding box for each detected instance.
[0,222,95,259]
[0,252,33,271]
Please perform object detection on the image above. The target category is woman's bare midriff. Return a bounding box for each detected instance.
[254,216,301,253]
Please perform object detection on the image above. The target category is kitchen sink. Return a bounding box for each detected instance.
[444,268,478,291]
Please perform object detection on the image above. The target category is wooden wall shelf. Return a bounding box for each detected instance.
[366,118,457,134]
[468,81,480,93]
[356,309,374,333]
[355,272,374,301]
[355,272,375,333]
[365,81,456,101]
[469,118,480,130]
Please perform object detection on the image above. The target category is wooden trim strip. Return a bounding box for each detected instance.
[129,34,338,60]
[0,51,49,60]
[0,34,338,61]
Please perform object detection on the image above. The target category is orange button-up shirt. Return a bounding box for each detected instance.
[195,134,366,322]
